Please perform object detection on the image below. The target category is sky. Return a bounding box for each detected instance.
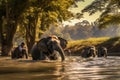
[63,0,101,26]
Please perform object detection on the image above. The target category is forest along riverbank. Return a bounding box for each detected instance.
[66,37,120,56]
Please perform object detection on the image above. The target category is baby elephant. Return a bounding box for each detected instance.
[97,47,107,58]
[81,46,96,58]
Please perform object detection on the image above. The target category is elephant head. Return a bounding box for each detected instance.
[36,35,67,61]
[81,46,96,58]
[97,46,107,58]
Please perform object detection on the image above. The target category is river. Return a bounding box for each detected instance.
[0,56,120,80]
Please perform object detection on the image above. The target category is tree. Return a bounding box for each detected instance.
[82,0,120,28]
[20,0,85,53]
[0,0,84,55]
[0,0,29,56]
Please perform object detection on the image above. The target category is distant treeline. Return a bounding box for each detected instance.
[42,20,120,40]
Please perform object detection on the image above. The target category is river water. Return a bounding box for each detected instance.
[0,56,120,80]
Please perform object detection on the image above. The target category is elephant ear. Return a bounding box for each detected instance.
[37,38,49,52]
[58,37,68,49]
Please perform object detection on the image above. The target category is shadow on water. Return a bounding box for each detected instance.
[0,56,120,80]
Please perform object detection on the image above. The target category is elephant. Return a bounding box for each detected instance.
[31,35,67,61]
[11,47,28,59]
[64,49,71,56]
[81,46,96,58]
[97,46,107,58]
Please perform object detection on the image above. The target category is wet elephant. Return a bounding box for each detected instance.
[64,49,71,56]
[81,46,96,58]
[31,35,67,61]
[11,47,28,59]
[97,47,107,58]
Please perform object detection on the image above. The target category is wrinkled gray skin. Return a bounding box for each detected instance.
[97,47,107,58]
[31,36,67,61]
[81,46,96,58]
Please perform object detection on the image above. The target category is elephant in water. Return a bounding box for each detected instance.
[11,43,28,59]
[97,46,107,58]
[31,35,67,61]
[81,46,96,58]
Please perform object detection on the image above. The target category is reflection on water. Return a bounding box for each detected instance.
[0,56,120,80]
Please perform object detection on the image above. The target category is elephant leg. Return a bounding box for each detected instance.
[38,52,48,60]
[32,53,40,60]
[32,51,48,60]
[32,48,41,60]
[31,44,47,60]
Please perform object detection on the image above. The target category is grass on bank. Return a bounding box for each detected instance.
[67,37,120,55]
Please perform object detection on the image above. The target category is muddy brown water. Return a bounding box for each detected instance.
[0,56,120,80]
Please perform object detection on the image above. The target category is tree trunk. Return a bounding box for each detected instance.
[1,43,13,56]
[1,33,14,56]
[26,23,36,54]
[1,22,17,56]
[0,20,2,54]
[25,13,40,54]
[26,36,35,54]
[0,0,29,56]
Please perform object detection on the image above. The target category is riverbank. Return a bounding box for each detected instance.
[66,37,120,56]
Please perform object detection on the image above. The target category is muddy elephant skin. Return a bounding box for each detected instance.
[31,36,67,61]
[97,47,107,58]
[81,46,97,58]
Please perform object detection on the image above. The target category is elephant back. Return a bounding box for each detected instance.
[37,38,49,52]
[36,36,67,52]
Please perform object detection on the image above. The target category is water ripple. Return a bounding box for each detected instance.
[0,56,120,80]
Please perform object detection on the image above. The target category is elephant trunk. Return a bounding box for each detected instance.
[56,44,65,61]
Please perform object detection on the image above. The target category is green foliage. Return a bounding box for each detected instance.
[0,0,30,55]
[0,0,29,39]
[0,0,85,55]
[82,0,108,15]
[67,37,110,53]
[20,0,79,31]
[98,14,120,28]
[67,37,120,54]
[82,0,120,28]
